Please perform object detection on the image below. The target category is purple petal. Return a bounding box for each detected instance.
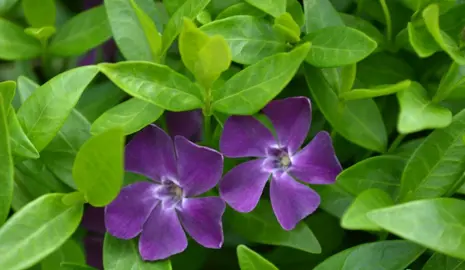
[139,206,188,260]
[219,159,270,212]
[78,49,97,66]
[175,136,223,197]
[166,110,203,142]
[84,234,104,270]
[105,182,158,239]
[220,116,275,158]
[270,173,320,230]
[125,125,177,181]
[290,131,342,184]
[83,0,102,10]
[263,96,311,154]
[178,197,225,248]
[82,205,106,234]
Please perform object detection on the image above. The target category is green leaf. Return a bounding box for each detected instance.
[201,15,288,65]
[339,64,356,94]
[423,4,465,64]
[161,0,211,55]
[73,128,124,207]
[22,0,56,27]
[304,26,377,68]
[212,43,310,115]
[422,252,465,270]
[104,233,172,270]
[407,22,440,58]
[0,0,18,15]
[313,184,354,218]
[98,62,203,111]
[237,245,278,270]
[273,12,301,43]
[216,3,265,20]
[340,80,411,100]
[397,81,452,134]
[303,0,343,33]
[49,6,112,56]
[399,0,454,11]
[230,200,321,253]
[244,0,285,17]
[0,80,15,108]
[313,240,425,270]
[434,62,465,102]
[60,263,98,270]
[399,109,465,202]
[340,13,386,51]
[17,66,99,152]
[16,75,37,104]
[286,0,304,27]
[304,64,387,152]
[0,95,13,226]
[91,97,164,135]
[130,0,162,61]
[369,198,465,259]
[0,18,42,60]
[40,239,85,269]
[24,26,56,43]
[0,193,83,270]
[196,10,212,25]
[8,106,40,159]
[341,188,394,231]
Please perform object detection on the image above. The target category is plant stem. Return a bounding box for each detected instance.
[387,134,406,153]
[203,113,211,146]
[379,0,392,43]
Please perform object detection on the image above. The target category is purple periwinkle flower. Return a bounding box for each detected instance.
[219,97,342,230]
[105,125,225,261]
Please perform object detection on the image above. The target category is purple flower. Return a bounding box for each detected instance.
[105,125,225,261]
[219,97,342,230]
[81,206,105,269]
[166,110,203,142]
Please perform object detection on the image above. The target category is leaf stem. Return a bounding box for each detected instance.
[379,0,392,43]
[387,134,406,153]
[203,113,211,146]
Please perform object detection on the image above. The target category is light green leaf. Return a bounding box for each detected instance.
[8,106,40,159]
[340,13,386,51]
[237,245,278,270]
[212,43,310,115]
[17,66,99,152]
[313,240,425,270]
[0,95,13,226]
[434,62,465,102]
[60,263,98,270]
[231,200,321,253]
[216,3,265,20]
[339,64,356,94]
[24,26,56,43]
[16,75,37,103]
[304,64,387,152]
[0,193,83,270]
[130,0,161,61]
[201,15,288,65]
[91,97,163,135]
[40,239,85,270]
[244,0,285,17]
[104,233,172,270]
[397,81,452,134]
[22,0,56,27]
[196,10,212,25]
[399,108,465,202]
[0,80,15,108]
[304,26,377,68]
[286,0,304,27]
[407,22,440,58]
[341,188,394,231]
[73,128,124,207]
[273,12,301,43]
[49,6,112,56]
[423,252,465,270]
[340,80,411,100]
[0,18,42,60]
[98,62,203,111]
[303,0,343,33]
[369,198,465,259]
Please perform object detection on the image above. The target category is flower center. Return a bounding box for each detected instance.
[156,178,184,209]
[264,146,292,173]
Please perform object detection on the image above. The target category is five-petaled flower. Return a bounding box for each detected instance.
[105,125,225,261]
[219,97,342,230]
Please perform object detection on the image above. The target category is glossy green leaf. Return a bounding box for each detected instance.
[304,26,377,68]
[341,188,394,231]
[423,252,465,270]
[22,0,56,27]
[369,198,465,259]
[399,108,465,201]
[130,0,162,61]
[313,184,354,218]
[212,43,310,115]
[237,245,278,270]
[407,22,440,58]
[161,0,211,55]
[24,26,56,43]
[91,97,164,135]
[244,0,285,17]
[16,75,37,104]
[0,193,83,270]
[304,64,387,152]
[104,233,172,270]
[273,12,301,43]
[216,3,265,19]
[0,96,12,226]
[340,13,386,51]
[230,200,321,253]
[17,66,99,152]
[0,18,42,60]
[303,0,343,33]
[49,6,112,56]
[98,62,203,111]
[40,239,85,270]
[286,0,304,26]
[8,106,40,159]
[397,81,452,134]
[201,15,288,65]
[196,10,212,25]
[340,80,411,100]
[73,128,124,207]
[423,4,465,64]
[339,64,356,94]
[434,62,465,102]
[313,240,425,270]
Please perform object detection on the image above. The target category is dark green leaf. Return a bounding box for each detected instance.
[0,95,12,225]
[8,106,40,159]
[434,62,465,102]
[399,0,454,11]
[340,80,411,100]
[237,245,278,270]
[0,0,18,15]
[423,252,465,270]
[340,13,386,51]
[244,0,285,17]
[215,3,265,20]
[303,0,343,33]
[22,0,56,27]
[0,18,42,60]
[286,0,304,26]
[0,80,15,109]
[407,22,440,58]
[60,263,98,270]
[313,184,354,218]
[40,239,85,269]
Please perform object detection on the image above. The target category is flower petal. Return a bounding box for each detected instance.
[139,206,188,261]
[125,125,177,181]
[220,116,275,158]
[175,136,223,196]
[270,173,320,230]
[78,49,97,66]
[166,110,203,142]
[105,182,158,239]
[178,197,225,248]
[219,159,270,212]
[290,131,342,184]
[263,96,311,154]
[82,205,106,234]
